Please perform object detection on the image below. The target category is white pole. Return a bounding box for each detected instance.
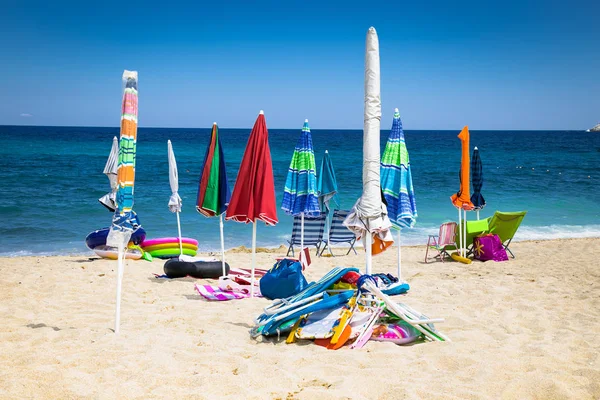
[115,240,125,334]
[365,226,372,275]
[250,222,257,297]
[397,229,402,281]
[300,212,304,256]
[176,211,183,257]
[463,209,468,257]
[219,213,226,277]
[476,210,480,220]
[457,208,462,257]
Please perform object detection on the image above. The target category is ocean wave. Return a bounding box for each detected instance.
[512,225,600,241]
[0,224,598,257]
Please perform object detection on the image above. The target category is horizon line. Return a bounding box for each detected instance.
[0,124,593,132]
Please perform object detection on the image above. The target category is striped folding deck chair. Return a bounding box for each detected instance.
[286,214,327,257]
[318,210,357,257]
[425,222,457,263]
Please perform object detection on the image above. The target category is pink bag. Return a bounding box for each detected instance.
[473,234,508,262]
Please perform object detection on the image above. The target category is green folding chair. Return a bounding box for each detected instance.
[484,211,527,258]
[458,218,490,256]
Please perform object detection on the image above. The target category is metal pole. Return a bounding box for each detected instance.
[300,212,304,256]
[176,211,183,257]
[397,229,402,281]
[365,226,372,275]
[463,209,468,257]
[250,222,257,297]
[115,240,124,334]
[219,213,226,277]
[458,208,462,256]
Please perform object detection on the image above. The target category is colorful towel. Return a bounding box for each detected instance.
[194,283,262,301]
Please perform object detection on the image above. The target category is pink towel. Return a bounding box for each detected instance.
[194,282,262,301]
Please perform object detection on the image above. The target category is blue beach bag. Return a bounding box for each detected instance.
[259,258,308,300]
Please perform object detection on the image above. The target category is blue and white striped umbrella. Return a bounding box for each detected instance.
[381,109,417,229]
[281,119,320,217]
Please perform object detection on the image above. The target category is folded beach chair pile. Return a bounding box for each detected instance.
[251,267,449,348]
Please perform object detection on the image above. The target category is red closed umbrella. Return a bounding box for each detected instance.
[226,110,278,296]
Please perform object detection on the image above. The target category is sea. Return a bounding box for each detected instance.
[0,126,598,256]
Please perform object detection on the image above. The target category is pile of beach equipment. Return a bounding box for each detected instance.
[251,267,449,348]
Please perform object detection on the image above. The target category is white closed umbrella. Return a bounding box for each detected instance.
[344,27,394,275]
[99,136,119,211]
[167,140,184,257]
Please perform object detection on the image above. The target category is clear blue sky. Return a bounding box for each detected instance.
[1,0,599,129]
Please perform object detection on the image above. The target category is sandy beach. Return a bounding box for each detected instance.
[0,238,598,399]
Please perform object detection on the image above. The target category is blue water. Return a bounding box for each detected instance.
[0,126,598,256]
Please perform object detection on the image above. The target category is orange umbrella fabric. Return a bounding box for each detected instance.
[450,126,475,210]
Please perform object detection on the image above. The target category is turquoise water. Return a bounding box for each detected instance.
[0,126,598,256]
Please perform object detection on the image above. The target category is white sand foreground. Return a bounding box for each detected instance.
[0,238,599,399]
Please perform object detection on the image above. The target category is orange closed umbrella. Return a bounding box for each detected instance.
[451,126,475,210]
[451,126,474,257]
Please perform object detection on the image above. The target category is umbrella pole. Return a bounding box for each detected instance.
[219,213,226,277]
[250,222,257,298]
[397,229,402,281]
[300,212,304,255]
[365,226,373,275]
[476,210,480,220]
[458,208,462,256]
[463,209,468,257]
[176,211,183,257]
[115,240,125,334]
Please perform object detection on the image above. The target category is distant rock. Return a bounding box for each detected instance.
[590,123,600,132]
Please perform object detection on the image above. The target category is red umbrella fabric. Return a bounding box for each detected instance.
[226,111,278,226]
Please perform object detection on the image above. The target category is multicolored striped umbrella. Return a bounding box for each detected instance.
[197,123,230,217]
[470,146,485,219]
[107,70,140,334]
[282,119,320,252]
[282,119,320,216]
[380,108,417,281]
[197,123,231,276]
[381,108,417,229]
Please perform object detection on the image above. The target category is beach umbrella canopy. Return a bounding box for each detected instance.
[344,27,393,274]
[381,108,417,281]
[197,123,231,276]
[282,119,320,217]
[450,126,475,211]
[381,108,417,229]
[470,146,485,216]
[226,111,278,295]
[197,123,231,217]
[168,140,182,213]
[99,136,119,211]
[106,70,140,334]
[167,140,184,256]
[317,150,339,212]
